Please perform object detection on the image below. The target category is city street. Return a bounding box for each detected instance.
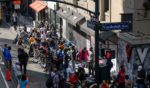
[0,0,150,88]
[0,21,47,88]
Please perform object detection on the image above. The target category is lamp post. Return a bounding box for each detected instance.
[94,0,101,85]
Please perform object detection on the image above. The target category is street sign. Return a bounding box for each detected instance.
[13,0,21,5]
[91,16,99,23]
[87,20,95,29]
[101,22,130,31]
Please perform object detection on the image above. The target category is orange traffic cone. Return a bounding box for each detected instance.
[5,68,11,81]
[26,84,29,88]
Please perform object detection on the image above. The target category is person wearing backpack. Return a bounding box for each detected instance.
[3,45,12,69]
[46,75,53,88]
[46,68,59,88]
[57,49,64,69]
[117,65,125,88]
[18,48,29,74]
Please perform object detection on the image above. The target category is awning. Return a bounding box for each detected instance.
[80,21,95,36]
[56,8,72,19]
[67,12,86,26]
[99,31,115,44]
[29,0,47,13]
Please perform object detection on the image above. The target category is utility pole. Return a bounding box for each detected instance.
[94,0,100,85]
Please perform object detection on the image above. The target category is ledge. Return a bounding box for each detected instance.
[118,32,150,45]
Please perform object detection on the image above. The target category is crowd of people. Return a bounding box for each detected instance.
[13,22,96,88]
[2,20,150,88]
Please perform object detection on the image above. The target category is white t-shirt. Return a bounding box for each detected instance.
[66,67,74,78]
[41,33,46,39]
[40,27,45,32]
[88,51,92,61]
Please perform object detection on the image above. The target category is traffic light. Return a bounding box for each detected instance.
[105,50,115,59]
[100,49,115,59]
[106,51,111,59]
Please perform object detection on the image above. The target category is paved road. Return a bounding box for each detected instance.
[0,21,47,88]
[0,68,7,88]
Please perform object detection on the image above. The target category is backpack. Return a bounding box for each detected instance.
[46,76,53,88]
[57,50,64,59]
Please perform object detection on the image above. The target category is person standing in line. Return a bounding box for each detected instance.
[88,47,94,75]
[52,68,60,88]
[3,46,12,69]
[18,48,29,74]
[125,75,132,88]
[79,47,89,67]
[117,65,125,88]
[100,80,109,88]
[3,44,8,61]
[147,70,150,88]
[28,35,36,57]
[12,11,18,30]
[71,46,77,71]
[136,65,146,88]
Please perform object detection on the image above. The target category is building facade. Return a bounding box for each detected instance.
[42,0,150,81]
[104,0,150,84]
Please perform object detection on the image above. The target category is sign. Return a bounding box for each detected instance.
[13,0,21,5]
[137,48,148,64]
[87,17,99,29]
[91,16,99,23]
[101,22,130,31]
[106,51,111,59]
[14,4,20,9]
[87,20,95,29]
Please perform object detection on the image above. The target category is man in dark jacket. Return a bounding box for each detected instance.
[136,66,146,88]
[18,48,29,74]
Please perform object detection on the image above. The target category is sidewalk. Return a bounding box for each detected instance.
[0,20,47,88]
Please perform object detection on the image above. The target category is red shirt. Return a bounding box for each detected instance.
[118,69,125,83]
[69,73,78,85]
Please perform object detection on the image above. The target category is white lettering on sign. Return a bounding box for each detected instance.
[137,48,148,64]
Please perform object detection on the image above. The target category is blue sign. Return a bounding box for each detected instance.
[87,20,95,29]
[101,22,130,31]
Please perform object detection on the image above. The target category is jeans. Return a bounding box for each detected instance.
[20,63,27,74]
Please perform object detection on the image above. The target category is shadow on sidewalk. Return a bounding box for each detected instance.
[0,38,14,45]
[0,20,11,29]
[27,69,48,88]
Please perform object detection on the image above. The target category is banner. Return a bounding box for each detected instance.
[13,0,21,5]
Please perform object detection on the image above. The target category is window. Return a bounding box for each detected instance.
[121,14,133,21]
[121,13,133,32]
